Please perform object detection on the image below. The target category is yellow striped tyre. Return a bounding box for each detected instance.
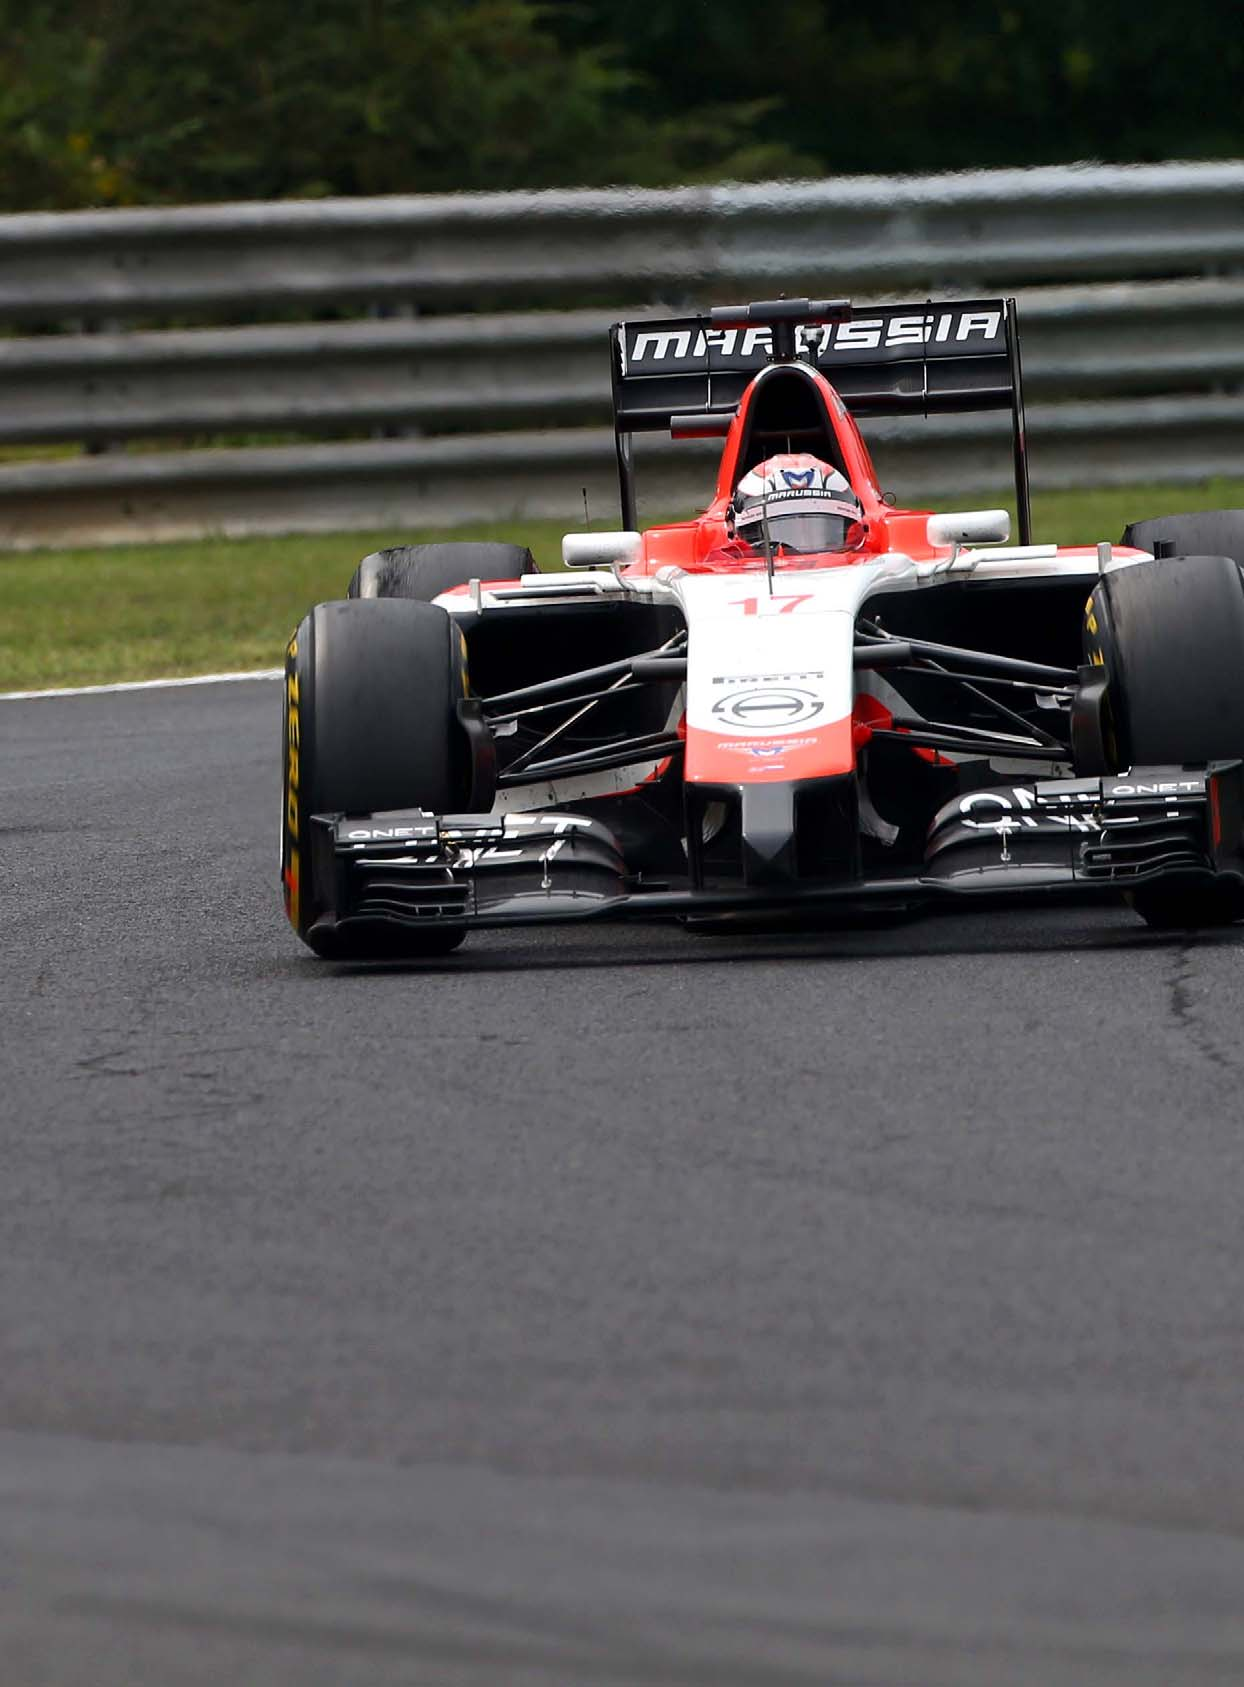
[1083,554,1244,770]
[282,598,473,959]
[1084,553,1244,929]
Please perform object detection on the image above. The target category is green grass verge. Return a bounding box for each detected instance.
[0,517,573,691]
[3,479,1244,691]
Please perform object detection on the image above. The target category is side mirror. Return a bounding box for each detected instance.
[926,509,1011,549]
[562,530,644,570]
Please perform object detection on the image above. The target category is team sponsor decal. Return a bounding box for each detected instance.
[336,811,597,850]
[717,736,817,760]
[712,669,824,685]
[1104,777,1204,797]
[341,823,438,843]
[501,813,595,833]
[955,778,1205,834]
[957,787,1097,834]
[712,688,824,728]
[685,716,855,784]
[624,306,1005,372]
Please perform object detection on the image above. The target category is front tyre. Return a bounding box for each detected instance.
[1084,554,1244,768]
[1083,555,1244,930]
[282,598,473,959]
[1129,876,1244,931]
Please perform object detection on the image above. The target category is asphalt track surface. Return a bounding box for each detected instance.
[5,677,1244,1686]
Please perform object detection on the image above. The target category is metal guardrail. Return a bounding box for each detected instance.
[0,163,1242,548]
[4,395,1242,552]
[2,279,1243,448]
[2,162,1243,322]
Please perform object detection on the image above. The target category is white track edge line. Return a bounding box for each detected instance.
[0,668,283,702]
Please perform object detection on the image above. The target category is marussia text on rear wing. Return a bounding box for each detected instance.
[609,296,1031,541]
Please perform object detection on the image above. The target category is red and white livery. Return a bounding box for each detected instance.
[282,296,1244,956]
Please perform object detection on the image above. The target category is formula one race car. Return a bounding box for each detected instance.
[281,296,1244,957]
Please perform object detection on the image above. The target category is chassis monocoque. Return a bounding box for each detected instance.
[281,296,1244,957]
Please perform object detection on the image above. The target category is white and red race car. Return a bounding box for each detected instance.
[281,297,1244,957]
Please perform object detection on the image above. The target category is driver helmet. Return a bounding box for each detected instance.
[730,455,866,555]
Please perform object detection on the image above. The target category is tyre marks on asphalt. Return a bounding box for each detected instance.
[1164,939,1242,1075]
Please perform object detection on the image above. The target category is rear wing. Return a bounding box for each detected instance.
[609,297,1031,542]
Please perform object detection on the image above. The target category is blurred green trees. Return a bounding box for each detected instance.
[0,0,1240,211]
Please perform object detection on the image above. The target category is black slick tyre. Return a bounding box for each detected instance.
[281,598,473,959]
[1083,554,1244,930]
[1129,876,1244,931]
[1121,510,1244,566]
[347,541,537,601]
[1083,554,1244,767]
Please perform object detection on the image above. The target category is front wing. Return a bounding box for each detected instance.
[305,764,1244,940]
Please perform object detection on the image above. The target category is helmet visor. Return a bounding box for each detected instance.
[736,494,865,555]
[750,511,861,555]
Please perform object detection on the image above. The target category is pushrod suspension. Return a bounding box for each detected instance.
[497,732,685,786]
[869,726,1068,762]
[482,641,686,714]
[857,635,1077,689]
[482,637,1075,717]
